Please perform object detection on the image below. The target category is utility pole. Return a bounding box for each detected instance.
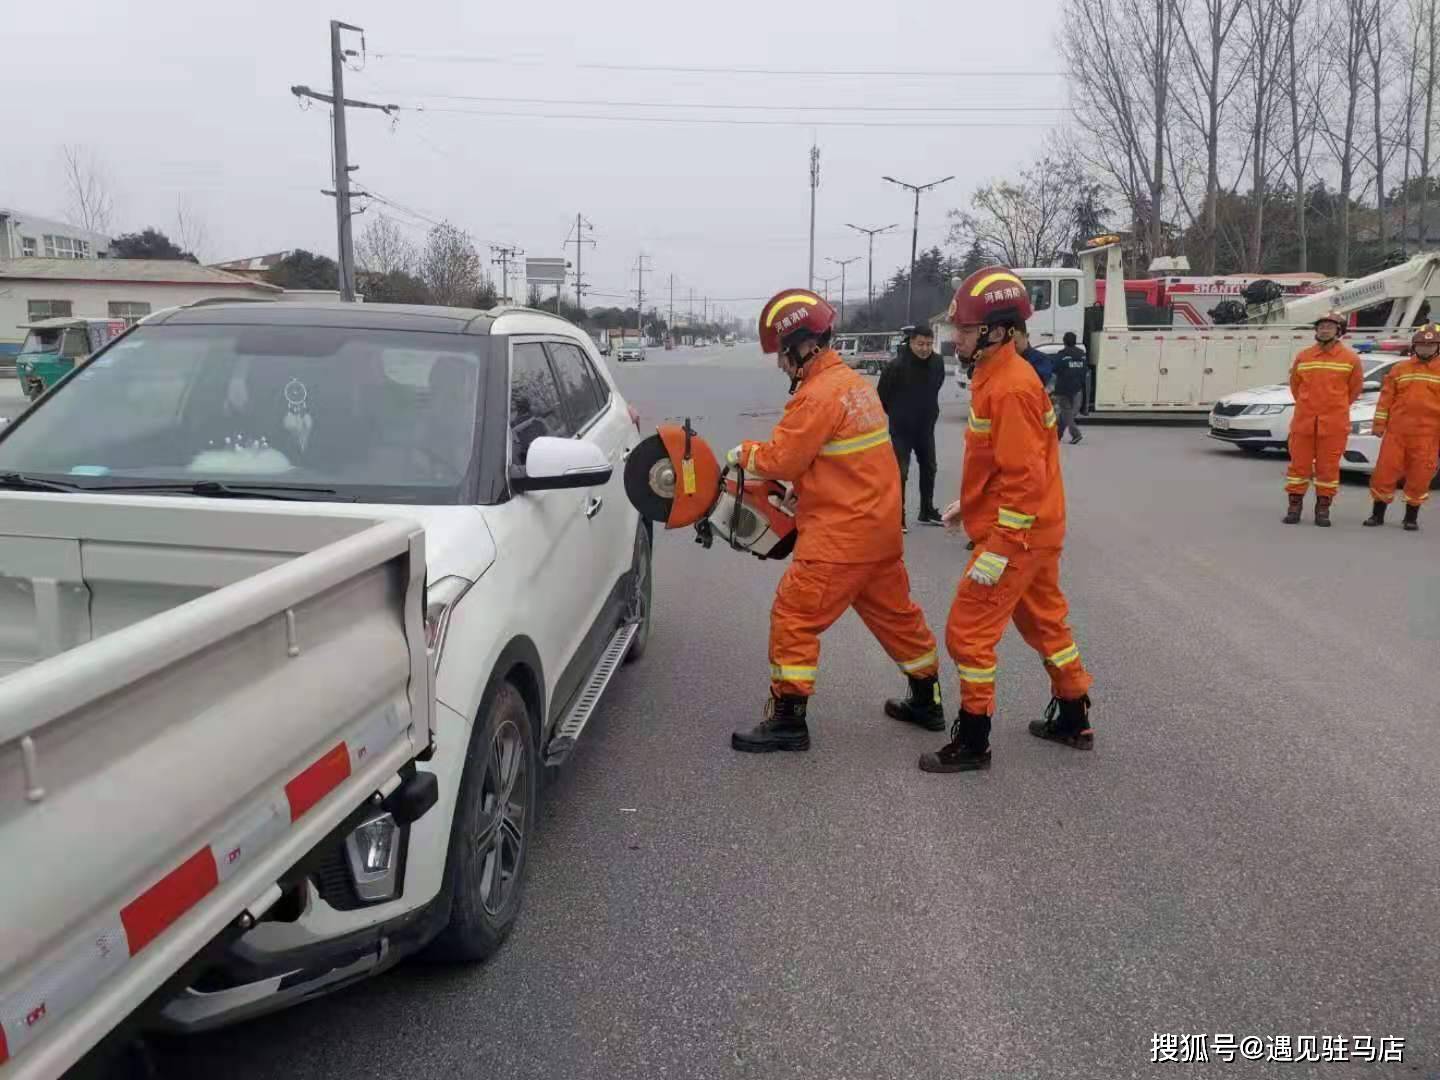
[567,214,595,313]
[818,274,839,302]
[827,256,860,327]
[634,253,650,338]
[290,20,397,302]
[808,144,821,290]
[490,244,522,304]
[689,288,694,322]
[882,174,956,323]
[668,273,675,340]
[846,223,899,310]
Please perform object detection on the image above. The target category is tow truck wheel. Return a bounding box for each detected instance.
[427,680,537,963]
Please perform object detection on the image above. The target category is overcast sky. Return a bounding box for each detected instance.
[9,0,1068,324]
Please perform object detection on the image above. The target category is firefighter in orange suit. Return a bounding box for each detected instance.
[1363,322,1440,531]
[1283,312,1364,527]
[919,267,1094,774]
[729,289,943,753]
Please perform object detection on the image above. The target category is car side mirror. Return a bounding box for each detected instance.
[511,435,612,493]
[1363,380,1382,391]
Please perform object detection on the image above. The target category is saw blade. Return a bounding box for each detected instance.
[623,433,677,522]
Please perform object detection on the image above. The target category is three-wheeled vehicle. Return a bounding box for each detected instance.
[15,316,128,400]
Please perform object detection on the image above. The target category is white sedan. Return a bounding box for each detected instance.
[1208,357,1401,453]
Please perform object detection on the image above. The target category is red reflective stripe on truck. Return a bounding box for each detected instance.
[285,743,352,821]
[120,848,220,954]
[1,1021,9,1064]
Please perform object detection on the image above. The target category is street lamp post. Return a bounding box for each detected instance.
[845,223,898,312]
[826,256,860,327]
[882,175,955,324]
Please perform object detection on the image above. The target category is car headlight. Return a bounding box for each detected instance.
[424,575,474,662]
[344,812,401,902]
[1243,403,1287,415]
[1351,420,1373,435]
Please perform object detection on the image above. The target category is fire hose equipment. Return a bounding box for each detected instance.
[623,418,798,560]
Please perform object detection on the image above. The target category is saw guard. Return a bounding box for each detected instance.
[658,422,721,529]
[709,472,798,560]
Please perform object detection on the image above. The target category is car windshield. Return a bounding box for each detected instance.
[0,323,485,504]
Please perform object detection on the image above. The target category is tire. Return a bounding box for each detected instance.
[624,523,652,664]
[426,681,538,964]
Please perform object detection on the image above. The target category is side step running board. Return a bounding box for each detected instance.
[544,621,639,766]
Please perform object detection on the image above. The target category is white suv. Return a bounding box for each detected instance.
[0,300,653,1029]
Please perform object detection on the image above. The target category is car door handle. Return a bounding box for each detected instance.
[585,495,604,519]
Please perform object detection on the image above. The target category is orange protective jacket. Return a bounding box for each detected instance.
[1374,355,1440,437]
[1289,341,1364,434]
[738,349,902,563]
[961,340,1066,557]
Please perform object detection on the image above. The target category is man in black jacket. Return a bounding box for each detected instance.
[1052,331,1089,444]
[877,325,946,530]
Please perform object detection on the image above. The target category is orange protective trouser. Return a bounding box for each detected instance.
[1370,432,1440,507]
[770,558,938,698]
[1286,416,1348,498]
[945,547,1092,716]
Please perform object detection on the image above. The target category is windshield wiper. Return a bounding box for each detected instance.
[91,480,357,502]
[0,472,83,493]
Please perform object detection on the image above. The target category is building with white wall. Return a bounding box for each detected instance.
[0,258,280,357]
[0,209,111,261]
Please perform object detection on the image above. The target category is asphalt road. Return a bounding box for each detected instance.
[145,344,1438,1079]
[0,379,28,423]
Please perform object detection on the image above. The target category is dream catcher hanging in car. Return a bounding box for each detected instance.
[282,378,313,452]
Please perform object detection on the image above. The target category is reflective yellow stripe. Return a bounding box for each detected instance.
[1296,362,1357,373]
[820,426,890,456]
[1315,480,1340,489]
[957,663,997,683]
[997,507,1035,530]
[1411,492,1432,504]
[745,446,761,472]
[770,663,817,682]
[1375,410,1390,418]
[1043,408,1057,428]
[764,292,822,327]
[973,553,1008,577]
[968,410,992,434]
[1396,373,1440,384]
[969,270,1024,297]
[1046,644,1080,668]
[1285,475,1308,484]
[898,649,937,673]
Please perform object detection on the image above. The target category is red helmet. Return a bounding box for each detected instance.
[1314,310,1347,333]
[1412,322,1440,347]
[948,267,1034,328]
[758,289,837,355]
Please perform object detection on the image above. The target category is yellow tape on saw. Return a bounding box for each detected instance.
[682,459,696,495]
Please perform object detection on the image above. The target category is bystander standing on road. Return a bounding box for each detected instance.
[1052,332,1088,444]
[877,325,946,530]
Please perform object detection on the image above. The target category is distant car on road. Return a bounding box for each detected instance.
[616,341,647,362]
[1208,357,1401,453]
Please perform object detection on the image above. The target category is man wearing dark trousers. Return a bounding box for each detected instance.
[1053,332,1089,444]
[878,326,946,531]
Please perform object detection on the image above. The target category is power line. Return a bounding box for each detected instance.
[373,51,1063,78]
[402,105,1059,129]
[371,90,1068,113]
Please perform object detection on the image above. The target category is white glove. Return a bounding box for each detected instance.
[966,550,1010,587]
[727,444,744,466]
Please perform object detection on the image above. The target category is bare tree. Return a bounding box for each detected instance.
[1279,0,1322,267]
[1418,0,1440,245]
[175,196,210,264]
[1361,0,1402,253]
[949,155,1079,266]
[1172,0,1251,273]
[420,222,479,307]
[59,145,114,238]
[1314,0,1375,273]
[356,212,418,276]
[1237,0,1289,269]
[1063,0,1180,261]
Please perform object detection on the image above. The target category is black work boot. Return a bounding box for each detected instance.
[1363,501,1387,527]
[918,710,992,773]
[1314,494,1333,528]
[1404,504,1421,532]
[1029,695,1094,750]
[1283,494,1304,524]
[918,505,943,526]
[732,695,810,753]
[884,674,945,732]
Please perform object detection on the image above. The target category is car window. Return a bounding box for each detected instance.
[547,341,608,431]
[1058,279,1079,307]
[510,342,568,465]
[1025,279,1053,312]
[1364,360,1395,382]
